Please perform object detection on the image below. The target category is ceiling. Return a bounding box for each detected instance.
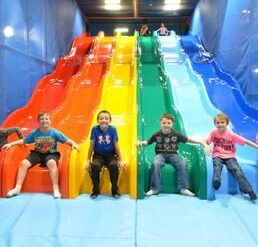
[76,0,199,22]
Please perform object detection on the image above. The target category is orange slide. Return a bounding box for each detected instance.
[0,32,103,198]
[0,32,94,197]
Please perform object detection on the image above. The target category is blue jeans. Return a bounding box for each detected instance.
[150,153,189,192]
[213,157,253,193]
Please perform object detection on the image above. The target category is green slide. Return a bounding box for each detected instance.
[137,36,206,199]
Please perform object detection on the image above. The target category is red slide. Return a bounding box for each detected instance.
[0,33,94,197]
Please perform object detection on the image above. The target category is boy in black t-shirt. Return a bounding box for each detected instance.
[137,113,207,197]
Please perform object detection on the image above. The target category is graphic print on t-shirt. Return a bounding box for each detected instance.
[213,137,234,151]
[35,137,55,153]
[98,135,111,145]
[156,135,178,153]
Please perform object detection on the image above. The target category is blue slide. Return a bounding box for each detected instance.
[181,35,258,141]
[158,33,258,199]
[180,35,258,164]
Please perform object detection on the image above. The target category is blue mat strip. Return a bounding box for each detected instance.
[1,194,258,247]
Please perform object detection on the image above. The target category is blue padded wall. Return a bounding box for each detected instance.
[191,0,258,109]
[0,0,85,123]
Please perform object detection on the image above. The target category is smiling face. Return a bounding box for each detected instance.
[214,117,228,133]
[38,113,51,130]
[97,112,111,130]
[160,117,173,134]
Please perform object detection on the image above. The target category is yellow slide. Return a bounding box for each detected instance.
[69,33,137,199]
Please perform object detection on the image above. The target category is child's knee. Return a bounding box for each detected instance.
[91,161,102,171]
[174,158,186,170]
[46,159,58,170]
[109,163,118,172]
[152,161,162,170]
[20,159,32,170]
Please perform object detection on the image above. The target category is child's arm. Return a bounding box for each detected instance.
[244,138,258,149]
[14,127,24,139]
[5,127,24,139]
[65,138,80,151]
[85,140,94,171]
[187,138,212,155]
[114,142,126,169]
[1,139,25,150]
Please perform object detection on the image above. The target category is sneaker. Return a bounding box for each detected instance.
[53,190,62,199]
[248,191,257,201]
[145,189,159,196]
[7,188,20,198]
[213,180,221,190]
[112,192,121,199]
[180,189,195,197]
[90,192,99,199]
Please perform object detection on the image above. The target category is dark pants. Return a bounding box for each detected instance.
[91,153,119,194]
[213,157,253,193]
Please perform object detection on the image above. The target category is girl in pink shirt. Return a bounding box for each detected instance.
[204,113,258,201]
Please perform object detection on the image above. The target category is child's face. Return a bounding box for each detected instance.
[38,114,51,129]
[98,113,111,129]
[215,117,228,132]
[160,117,173,133]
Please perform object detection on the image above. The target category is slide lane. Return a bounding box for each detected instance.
[161,34,257,199]
[159,34,217,199]
[3,33,93,131]
[182,36,258,166]
[0,33,93,197]
[137,35,206,199]
[181,36,258,143]
[0,32,114,198]
[69,33,137,199]
[182,35,258,123]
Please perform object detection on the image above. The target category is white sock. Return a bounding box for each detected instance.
[7,184,22,197]
[53,185,61,198]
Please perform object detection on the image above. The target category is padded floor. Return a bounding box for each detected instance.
[0,194,136,247]
[137,194,258,247]
[0,193,258,247]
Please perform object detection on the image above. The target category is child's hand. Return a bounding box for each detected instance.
[85,160,92,172]
[204,146,212,156]
[119,161,126,169]
[136,140,144,147]
[1,143,12,150]
[72,143,80,152]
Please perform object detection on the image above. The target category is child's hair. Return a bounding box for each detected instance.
[97,110,112,121]
[160,113,174,122]
[37,111,51,121]
[214,112,229,125]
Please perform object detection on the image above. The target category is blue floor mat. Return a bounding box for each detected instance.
[136,194,258,247]
[1,193,258,247]
[0,194,136,247]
